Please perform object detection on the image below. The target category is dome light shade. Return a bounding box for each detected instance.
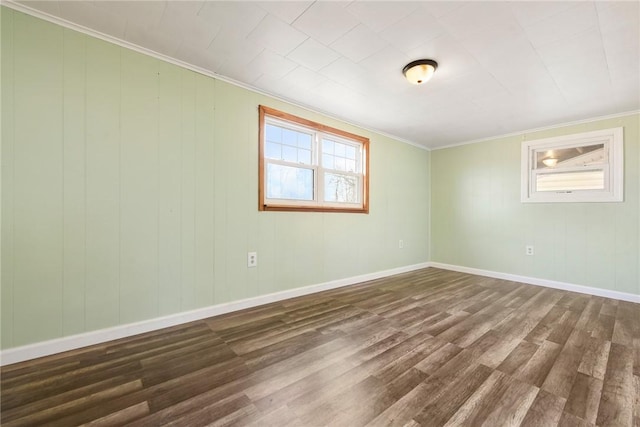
[403,59,438,85]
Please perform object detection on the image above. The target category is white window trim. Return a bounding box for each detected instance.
[521,127,623,203]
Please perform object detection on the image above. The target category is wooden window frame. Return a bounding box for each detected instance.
[259,105,369,213]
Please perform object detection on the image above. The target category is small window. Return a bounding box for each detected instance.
[259,106,369,213]
[521,127,623,203]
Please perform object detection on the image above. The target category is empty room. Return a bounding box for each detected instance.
[1,1,639,426]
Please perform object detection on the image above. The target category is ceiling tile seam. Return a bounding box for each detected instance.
[285,40,343,71]
[219,48,267,82]
[289,2,311,29]
[502,7,564,105]
[201,18,223,53]
[0,0,429,151]
[195,2,207,17]
[593,7,614,89]
[343,6,410,37]
[525,25,571,108]
[524,3,607,107]
[281,60,339,89]
[247,13,310,57]
[6,0,636,151]
[450,40,512,114]
[496,4,536,102]
[434,21,510,118]
[328,24,378,62]
[310,56,366,93]
[280,1,315,28]
[147,2,168,32]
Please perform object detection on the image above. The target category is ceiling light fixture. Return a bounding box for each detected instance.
[543,158,558,167]
[403,59,438,85]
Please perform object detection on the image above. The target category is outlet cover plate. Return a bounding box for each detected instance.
[248,252,257,267]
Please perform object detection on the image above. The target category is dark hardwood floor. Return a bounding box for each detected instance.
[1,268,639,426]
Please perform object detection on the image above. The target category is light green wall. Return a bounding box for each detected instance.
[431,113,640,296]
[0,9,430,349]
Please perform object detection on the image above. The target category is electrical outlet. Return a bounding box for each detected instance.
[247,252,257,267]
[525,245,534,256]
[399,240,404,249]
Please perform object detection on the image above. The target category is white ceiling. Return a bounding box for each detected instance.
[11,1,640,149]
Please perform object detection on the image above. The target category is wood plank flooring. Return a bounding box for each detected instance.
[1,268,639,426]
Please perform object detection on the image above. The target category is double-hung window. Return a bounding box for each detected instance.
[259,106,369,213]
[521,127,623,203]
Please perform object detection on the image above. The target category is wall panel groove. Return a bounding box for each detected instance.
[0,8,430,350]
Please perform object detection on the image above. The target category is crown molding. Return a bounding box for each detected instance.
[3,1,638,152]
[432,110,640,150]
[0,0,429,151]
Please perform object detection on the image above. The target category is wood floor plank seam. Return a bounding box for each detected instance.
[1,268,638,427]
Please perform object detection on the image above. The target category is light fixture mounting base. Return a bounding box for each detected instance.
[402,59,438,75]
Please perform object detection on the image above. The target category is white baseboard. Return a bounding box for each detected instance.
[0,262,430,366]
[429,262,640,304]
[4,261,636,366]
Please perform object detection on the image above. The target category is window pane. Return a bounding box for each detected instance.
[536,170,605,192]
[346,159,356,172]
[298,133,312,149]
[322,139,334,154]
[535,143,605,169]
[335,142,346,157]
[335,157,346,171]
[324,173,358,203]
[267,163,314,200]
[265,124,282,143]
[299,149,311,165]
[283,145,297,162]
[346,145,356,160]
[265,141,281,159]
[323,154,334,169]
[283,128,297,146]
